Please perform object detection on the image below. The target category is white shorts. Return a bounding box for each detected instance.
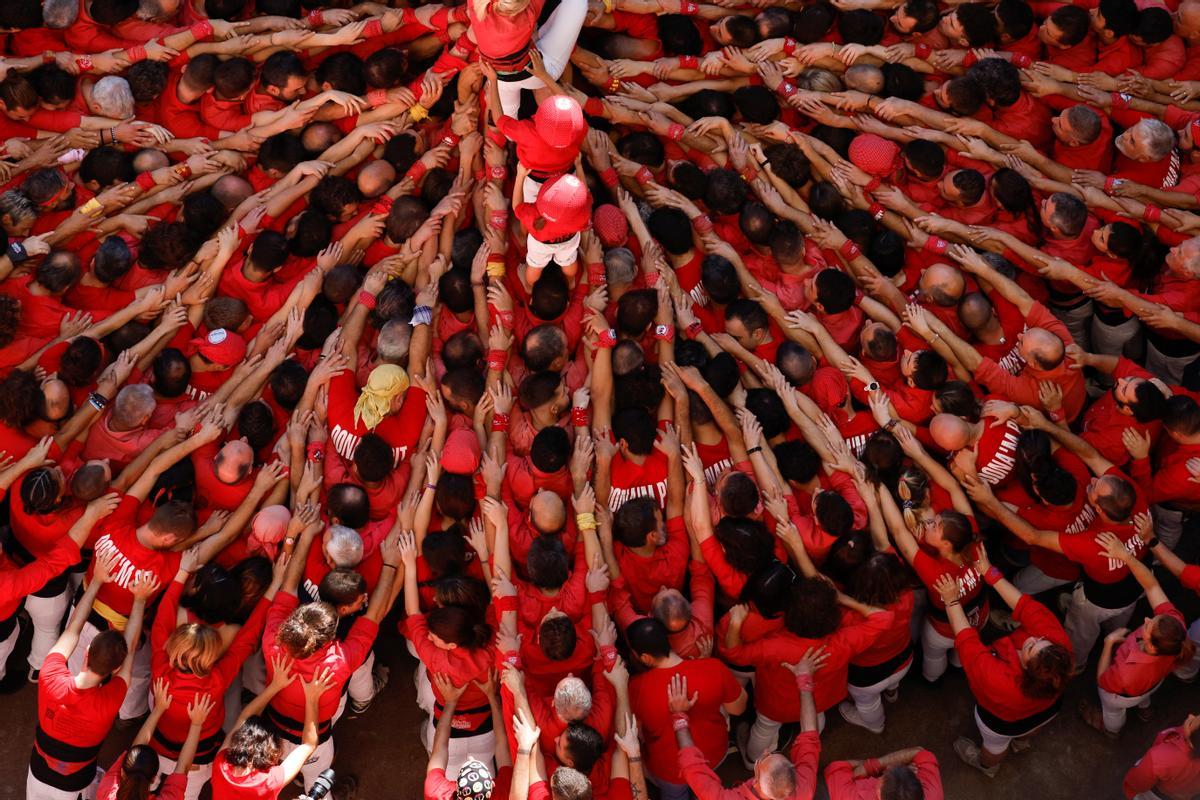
[525,232,580,270]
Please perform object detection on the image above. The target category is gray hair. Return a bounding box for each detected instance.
[90,77,135,120]
[376,320,412,365]
[553,676,592,721]
[604,247,637,286]
[324,524,364,567]
[137,0,167,20]
[111,384,156,429]
[1139,118,1176,161]
[0,191,36,228]
[43,0,79,28]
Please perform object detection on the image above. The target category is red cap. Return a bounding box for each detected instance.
[848,133,900,178]
[534,95,586,149]
[593,203,628,247]
[809,366,848,414]
[189,328,247,367]
[536,173,592,231]
[441,428,482,474]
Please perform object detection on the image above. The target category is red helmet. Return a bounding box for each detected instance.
[533,95,586,149]
[535,173,592,231]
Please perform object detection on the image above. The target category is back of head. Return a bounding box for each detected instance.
[87,629,129,676]
[277,602,339,658]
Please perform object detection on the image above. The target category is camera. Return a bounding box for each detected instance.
[300,768,336,800]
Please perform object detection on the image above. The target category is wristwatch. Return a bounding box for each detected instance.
[866,381,880,393]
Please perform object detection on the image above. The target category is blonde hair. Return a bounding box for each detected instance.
[796,68,843,94]
[166,623,224,677]
[474,0,531,18]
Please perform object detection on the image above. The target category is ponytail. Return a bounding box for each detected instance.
[116,746,159,800]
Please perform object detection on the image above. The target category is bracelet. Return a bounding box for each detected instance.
[491,411,510,432]
[654,323,675,342]
[486,257,506,278]
[88,391,109,411]
[576,512,597,531]
[628,756,642,763]
[408,104,430,122]
[944,599,961,608]
[984,566,1003,586]
[425,483,437,491]
[358,290,378,310]
[884,418,900,431]
[381,563,398,570]
[747,445,762,455]
[572,407,589,427]
[1147,536,1160,548]
[411,305,433,326]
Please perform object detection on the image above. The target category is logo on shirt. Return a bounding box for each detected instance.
[92,534,141,589]
[608,480,669,510]
[331,424,408,466]
[977,423,1021,486]
[702,458,732,491]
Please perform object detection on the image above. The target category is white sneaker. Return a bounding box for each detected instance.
[837,700,884,734]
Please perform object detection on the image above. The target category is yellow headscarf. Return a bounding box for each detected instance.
[353,364,410,430]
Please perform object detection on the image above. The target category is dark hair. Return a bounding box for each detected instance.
[814,268,855,314]
[612,406,657,455]
[954,3,998,46]
[713,517,775,576]
[258,133,306,175]
[427,604,492,649]
[705,168,749,215]
[29,64,75,106]
[718,472,760,517]
[539,614,577,661]
[616,131,665,168]
[364,47,407,88]
[627,617,671,659]
[1106,221,1169,293]
[530,426,571,473]
[740,561,795,619]
[942,76,985,116]
[614,497,660,548]
[969,57,1021,107]
[744,388,788,439]
[848,552,905,607]
[1021,643,1072,698]
[648,207,694,255]
[79,146,134,188]
[116,744,159,800]
[127,60,169,103]
[315,51,365,95]
[839,8,885,43]
[904,140,945,180]
[657,14,703,54]
[435,473,477,521]
[327,483,370,529]
[764,143,810,187]
[784,577,841,637]
[181,563,241,624]
[1048,5,1090,45]
[733,85,780,124]
[88,629,129,675]
[996,0,1035,40]
[224,717,283,771]
[1099,0,1138,35]
[774,440,822,484]
[212,57,254,99]
[353,433,394,483]
[701,254,740,306]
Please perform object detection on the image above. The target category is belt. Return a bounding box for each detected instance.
[266,703,334,745]
[538,233,577,245]
[527,169,559,182]
[30,725,102,792]
[483,43,533,79]
[152,727,225,763]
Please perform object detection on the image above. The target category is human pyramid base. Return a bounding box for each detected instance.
[1,0,1200,797]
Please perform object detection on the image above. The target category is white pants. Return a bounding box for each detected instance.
[1145,340,1197,384]
[26,588,69,671]
[495,0,588,116]
[281,737,335,791]
[847,660,912,730]
[154,758,211,800]
[1013,565,1072,596]
[1091,313,1141,359]
[66,618,150,720]
[921,620,961,682]
[1174,618,1200,682]
[26,768,100,800]
[421,717,496,780]
[974,706,1055,756]
[744,711,825,763]
[1049,299,1092,352]
[525,232,580,270]
[1151,505,1184,550]
[1063,584,1137,672]
[347,650,377,705]
[0,617,20,680]
[1098,686,1155,734]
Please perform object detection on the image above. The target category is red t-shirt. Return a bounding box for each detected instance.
[87,494,181,623]
[37,652,127,748]
[629,658,743,784]
[211,755,288,800]
[497,115,583,176]
[912,544,987,636]
[615,515,688,613]
[327,372,427,466]
[607,447,670,511]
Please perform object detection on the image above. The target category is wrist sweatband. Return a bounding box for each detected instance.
[358,290,377,310]
[371,195,393,215]
[644,271,659,287]
[1104,176,1120,195]
[76,56,94,72]
[489,164,507,182]
[80,198,104,217]
[190,19,214,40]
[491,411,510,432]
[922,236,948,255]
[88,391,108,411]
[406,161,428,182]
[7,242,28,264]
[126,44,146,63]
[441,132,461,148]
[572,407,589,427]
[174,163,193,180]
[984,566,1003,585]
[634,166,654,186]
[307,8,324,26]
[839,240,861,260]
[576,512,597,531]
[306,443,324,462]
[778,81,797,98]
[363,17,383,38]
[597,328,617,348]
[783,37,797,56]
[666,123,685,142]
[488,210,508,230]
[587,262,606,286]
[495,594,518,614]
[868,202,885,221]
[492,308,514,329]
[679,55,699,70]
[740,166,758,183]
[693,214,713,233]
[410,305,433,326]
[1111,92,1131,111]
[41,51,55,65]
[136,172,156,191]
[865,758,884,777]
[487,349,507,371]
[408,104,429,122]
[794,673,814,692]
[654,323,675,342]
[680,0,698,13]
[686,320,703,339]
[367,89,389,108]
[914,43,932,60]
[1012,54,1032,68]
[600,167,619,188]
[671,712,690,730]
[584,97,605,117]
[1145,204,1163,223]
[607,76,621,94]
[486,257,506,278]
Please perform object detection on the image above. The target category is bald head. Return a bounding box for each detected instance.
[214,440,254,484]
[132,148,169,174]
[1022,327,1065,370]
[301,122,342,154]
[357,159,396,199]
[929,413,972,451]
[651,588,692,632]
[212,175,254,211]
[957,291,994,331]
[920,263,966,306]
[755,753,798,800]
[530,490,566,534]
[1179,0,1200,39]
[845,64,884,94]
[42,379,72,423]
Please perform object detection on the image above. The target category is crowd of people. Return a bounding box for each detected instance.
[2,0,1200,796]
